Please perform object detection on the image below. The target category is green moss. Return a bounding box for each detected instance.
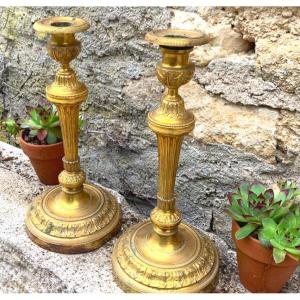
[0,133,8,143]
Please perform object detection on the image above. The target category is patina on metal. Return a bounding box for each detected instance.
[25,17,121,254]
[112,29,219,293]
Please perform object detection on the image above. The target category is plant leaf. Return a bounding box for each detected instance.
[37,129,48,142]
[239,183,249,201]
[226,208,247,223]
[274,191,286,203]
[287,213,297,228]
[259,226,275,241]
[262,218,277,231]
[285,247,300,256]
[48,120,60,128]
[51,127,61,139]
[20,123,30,129]
[51,104,57,114]
[286,190,295,201]
[270,239,285,250]
[5,119,19,136]
[239,183,250,211]
[30,109,41,124]
[79,116,85,128]
[250,184,266,196]
[29,129,38,137]
[271,207,289,221]
[289,238,300,248]
[235,223,258,240]
[273,247,286,264]
[21,119,43,129]
[46,129,57,144]
[258,230,272,247]
[292,189,300,197]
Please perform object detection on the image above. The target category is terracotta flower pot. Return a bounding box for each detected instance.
[19,134,64,185]
[232,219,299,293]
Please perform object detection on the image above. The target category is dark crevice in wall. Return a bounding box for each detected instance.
[246,41,256,53]
[208,210,215,233]
[0,60,9,116]
[123,190,155,217]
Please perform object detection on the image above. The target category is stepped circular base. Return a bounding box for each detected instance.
[112,220,219,293]
[25,183,121,254]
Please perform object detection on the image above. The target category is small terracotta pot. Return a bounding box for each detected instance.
[232,220,299,293]
[19,134,64,185]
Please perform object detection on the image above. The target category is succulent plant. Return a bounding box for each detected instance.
[258,209,300,263]
[227,181,300,240]
[4,118,19,138]
[4,103,84,145]
[20,104,61,144]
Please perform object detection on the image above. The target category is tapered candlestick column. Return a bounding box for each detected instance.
[25,17,121,254]
[112,29,219,293]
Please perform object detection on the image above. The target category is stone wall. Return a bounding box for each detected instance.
[0,7,300,245]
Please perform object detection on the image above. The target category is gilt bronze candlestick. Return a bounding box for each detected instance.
[112,29,219,292]
[25,17,121,253]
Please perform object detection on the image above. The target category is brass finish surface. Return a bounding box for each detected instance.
[26,17,121,253]
[33,16,90,34]
[145,29,211,47]
[112,29,219,292]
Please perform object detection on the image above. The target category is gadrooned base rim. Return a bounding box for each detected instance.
[25,183,122,254]
[112,220,219,293]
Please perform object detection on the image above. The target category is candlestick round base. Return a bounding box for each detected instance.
[112,220,219,293]
[25,183,121,254]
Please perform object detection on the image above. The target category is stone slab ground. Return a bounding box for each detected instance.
[0,141,299,293]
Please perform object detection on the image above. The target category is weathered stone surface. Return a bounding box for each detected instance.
[171,9,253,66]
[182,81,279,163]
[0,241,69,293]
[197,55,300,112]
[196,55,300,169]
[171,9,212,34]
[0,7,170,119]
[256,34,300,94]
[198,7,300,42]
[276,110,300,165]
[197,7,238,26]
[232,7,300,42]
[197,7,300,94]
[0,141,299,293]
